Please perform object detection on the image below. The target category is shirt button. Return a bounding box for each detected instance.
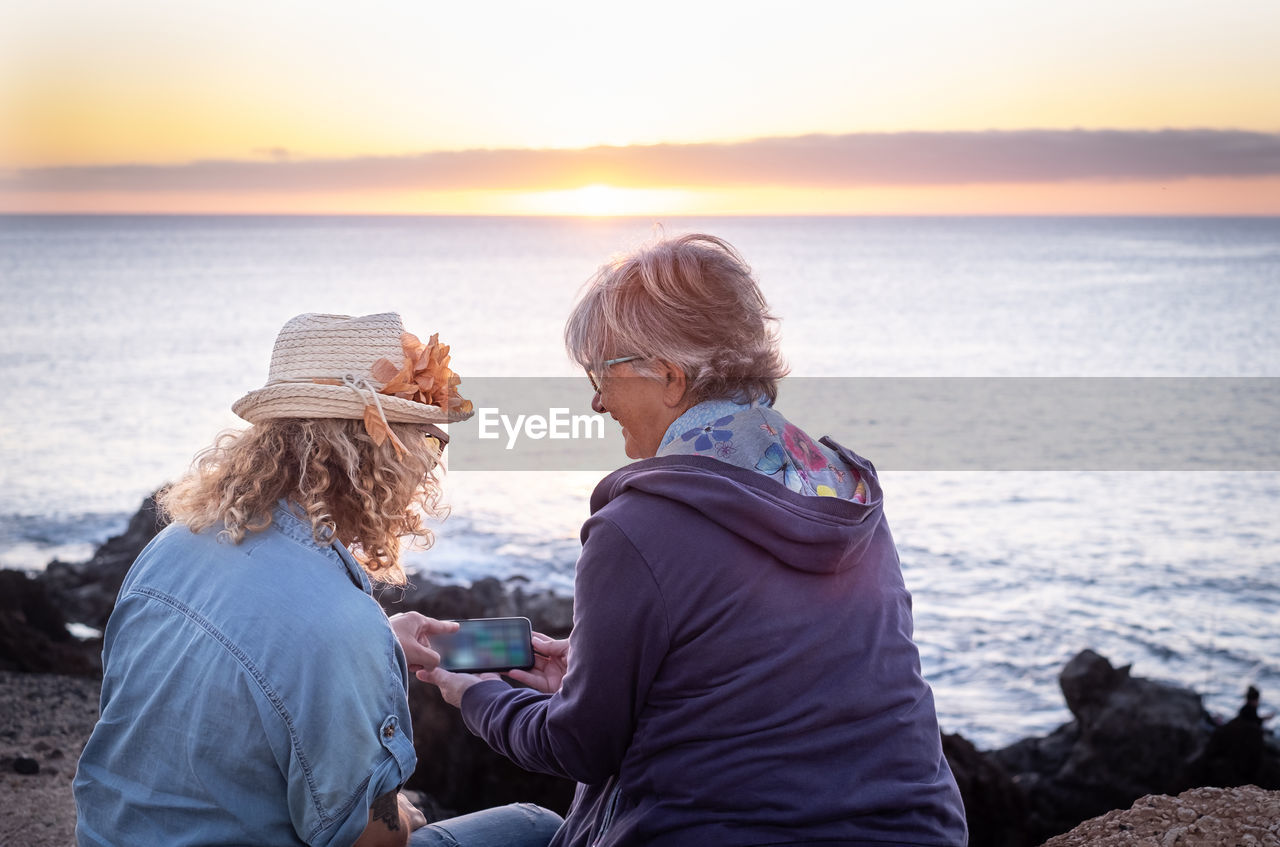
[383,722,396,739]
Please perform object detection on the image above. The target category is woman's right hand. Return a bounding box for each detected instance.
[507,632,569,694]
[388,612,459,679]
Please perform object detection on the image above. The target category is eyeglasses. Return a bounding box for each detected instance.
[587,355,643,393]
[416,423,450,449]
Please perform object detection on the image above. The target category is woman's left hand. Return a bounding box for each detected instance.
[388,612,459,677]
[506,632,569,694]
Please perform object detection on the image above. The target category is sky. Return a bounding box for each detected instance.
[3,0,1279,215]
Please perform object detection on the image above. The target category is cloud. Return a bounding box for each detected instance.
[251,147,295,161]
[7,129,1280,193]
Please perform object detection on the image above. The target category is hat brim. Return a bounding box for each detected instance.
[232,382,473,426]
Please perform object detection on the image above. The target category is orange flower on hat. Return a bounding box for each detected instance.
[371,332,474,416]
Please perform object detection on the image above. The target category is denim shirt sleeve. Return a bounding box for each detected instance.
[276,632,416,847]
[282,549,418,847]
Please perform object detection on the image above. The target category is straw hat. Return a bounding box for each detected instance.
[232,312,474,428]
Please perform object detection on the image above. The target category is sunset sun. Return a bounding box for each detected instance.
[514,184,694,217]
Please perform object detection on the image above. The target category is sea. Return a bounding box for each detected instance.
[1,214,1277,751]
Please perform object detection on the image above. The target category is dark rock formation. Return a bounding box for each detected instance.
[0,570,99,676]
[983,649,1280,845]
[0,493,165,676]
[41,494,168,630]
[941,732,1027,847]
[1189,691,1279,790]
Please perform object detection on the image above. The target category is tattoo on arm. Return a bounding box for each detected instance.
[371,791,401,831]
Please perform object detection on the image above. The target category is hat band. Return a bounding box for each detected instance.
[268,374,410,455]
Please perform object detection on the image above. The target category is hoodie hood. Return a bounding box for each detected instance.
[591,438,887,575]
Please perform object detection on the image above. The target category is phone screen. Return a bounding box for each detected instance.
[435,617,535,673]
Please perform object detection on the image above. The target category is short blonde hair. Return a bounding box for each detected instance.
[159,418,445,585]
[565,233,787,403]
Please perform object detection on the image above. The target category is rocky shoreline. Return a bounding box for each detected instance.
[2,495,1277,846]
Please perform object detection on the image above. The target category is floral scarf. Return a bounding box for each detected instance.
[656,398,867,503]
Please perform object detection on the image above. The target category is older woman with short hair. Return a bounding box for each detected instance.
[428,236,968,846]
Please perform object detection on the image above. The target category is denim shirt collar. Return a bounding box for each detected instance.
[272,502,372,593]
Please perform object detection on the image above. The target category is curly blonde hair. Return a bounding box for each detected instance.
[159,418,445,585]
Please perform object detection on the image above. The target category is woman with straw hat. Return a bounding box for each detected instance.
[74,313,562,847]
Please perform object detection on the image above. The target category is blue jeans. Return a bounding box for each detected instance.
[409,803,563,847]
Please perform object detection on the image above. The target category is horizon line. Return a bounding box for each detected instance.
[7,128,1280,194]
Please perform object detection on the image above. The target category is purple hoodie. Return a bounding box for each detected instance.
[461,439,967,846]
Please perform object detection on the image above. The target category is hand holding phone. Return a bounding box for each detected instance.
[388,612,460,675]
[507,633,569,694]
[433,617,535,673]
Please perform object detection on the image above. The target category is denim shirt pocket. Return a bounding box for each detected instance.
[377,715,415,784]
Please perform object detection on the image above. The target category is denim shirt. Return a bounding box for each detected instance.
[74,505,416,847]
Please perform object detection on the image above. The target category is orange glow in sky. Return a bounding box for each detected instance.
[8,178,1279,217]
[3,0,1278,215]
[508,186,697,217]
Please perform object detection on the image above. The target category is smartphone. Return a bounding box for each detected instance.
[434,617,535,673]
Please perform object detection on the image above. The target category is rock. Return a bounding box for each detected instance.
[41,494,168,629]
[1190,704,1274,789]
[1060,649,1133,727]
[13,756,40,775]
[941,732,1028,847]
[992,721,1079,784]
[1058,650,1206,791]
[1040,785,1280,847]
[988,650,1280,844]
[0,570,99,675]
